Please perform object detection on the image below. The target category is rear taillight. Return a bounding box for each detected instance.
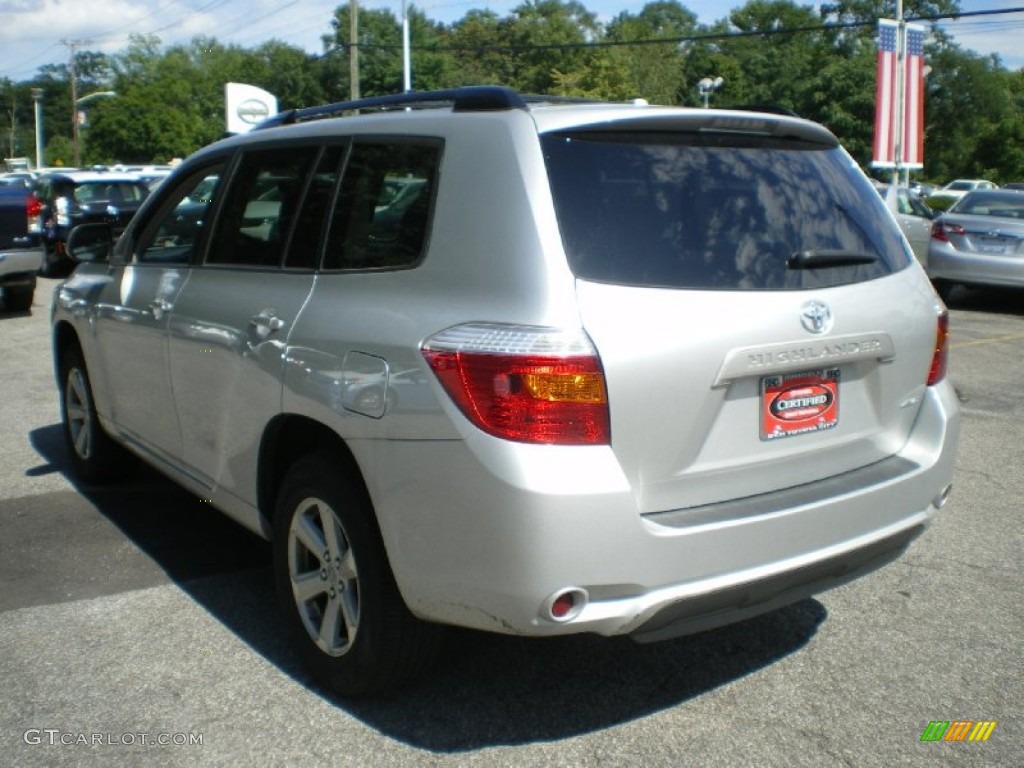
[927,309,949,386]
[422,323,610,445]
[26,194,42,233]
[931,220,964,243]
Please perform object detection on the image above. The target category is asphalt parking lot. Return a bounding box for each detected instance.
[1,278,1020,767]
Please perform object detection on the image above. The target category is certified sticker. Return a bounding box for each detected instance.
[761,368,839,440]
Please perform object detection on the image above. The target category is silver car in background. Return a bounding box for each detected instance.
[875,183,935,264]
[928,188,1024,299]
[51,86,959,697]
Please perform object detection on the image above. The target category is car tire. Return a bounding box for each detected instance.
[39,243,58,280]
[40,242,62,278]
[273,453,442,697]
[4,284,34,312]
[58,344,130,483]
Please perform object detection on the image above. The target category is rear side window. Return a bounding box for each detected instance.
[207,147,320,268]
[322,141,440,271]
[542,131,910,290]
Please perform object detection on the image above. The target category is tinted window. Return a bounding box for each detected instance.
[542,131,909,290]
[322,141,440,271]
[207,147,320,268]
[73,182,148,205]
[136,166,225,265]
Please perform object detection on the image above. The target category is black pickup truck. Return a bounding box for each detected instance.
[0,186,44,312]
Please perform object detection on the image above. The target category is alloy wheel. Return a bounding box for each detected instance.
[288,497,360,656]
[65,367,93,461]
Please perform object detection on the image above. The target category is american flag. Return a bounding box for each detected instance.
[872,20,926,169]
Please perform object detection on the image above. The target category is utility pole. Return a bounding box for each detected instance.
[5,94,15,159]
[62,38,90,168]
[32,89,44,170]
[349,0,360,100]
[402,0,411,92]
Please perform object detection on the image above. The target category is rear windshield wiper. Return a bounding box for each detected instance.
[787,250,878,269]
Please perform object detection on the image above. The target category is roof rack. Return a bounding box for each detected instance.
[255,85,529,131]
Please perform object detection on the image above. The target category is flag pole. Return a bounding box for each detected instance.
[892,0,905,188]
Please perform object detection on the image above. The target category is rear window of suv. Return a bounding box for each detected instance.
[73,181,148,205]
[542,130,910,290]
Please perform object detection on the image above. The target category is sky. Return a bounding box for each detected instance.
[1,0,1021,83]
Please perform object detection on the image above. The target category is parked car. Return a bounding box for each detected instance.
[927,188,1024,299]
[34,171,150,276]
[873,183,935,264]
[1002,182,1024,191]
[132,166,175,191]
[932,178,998,203]
[52,86,960,696]
[0,172,34,189]
[0,185,44,311]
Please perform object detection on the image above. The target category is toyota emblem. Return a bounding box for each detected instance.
[800,301,833,335]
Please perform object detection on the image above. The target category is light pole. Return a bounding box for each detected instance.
[401,0,411,92]
[72,91,116,167]
[31,88,43,170]
[698,77,724,109]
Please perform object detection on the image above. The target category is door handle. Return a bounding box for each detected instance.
[250,309,286,339]
[150,298,173,319]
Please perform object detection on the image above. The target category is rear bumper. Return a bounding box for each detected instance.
[0,245,44,283]
[360,379,959,639]
[629,522,924,642]
[927,243,1024,288]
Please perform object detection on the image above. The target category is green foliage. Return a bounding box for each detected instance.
[44,135,74,167]
[605,1,697,104]
[9,0,1023,184]
[341,5,404,94]
[924,195,955,211]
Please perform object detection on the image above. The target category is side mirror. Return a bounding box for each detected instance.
[66,223,113,263]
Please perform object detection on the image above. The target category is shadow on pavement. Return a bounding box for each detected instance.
[943,285,1024,315]
[29,422,827,750]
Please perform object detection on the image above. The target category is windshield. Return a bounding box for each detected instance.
[542,130,909,290]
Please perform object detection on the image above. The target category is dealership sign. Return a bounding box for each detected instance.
[225,82,278,134]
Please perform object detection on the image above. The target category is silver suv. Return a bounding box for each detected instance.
[52,86,960,696]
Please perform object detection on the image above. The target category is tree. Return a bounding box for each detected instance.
[446,10,512,87]
[605,1,698,105]
[324,5,406,96]
[500,0,602,94]
[83,35,326,163]
[3,0,1021,182]
[712,1,829,113]
[924,44,1019,182]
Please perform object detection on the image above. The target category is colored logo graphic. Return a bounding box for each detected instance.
[920,720,997,742]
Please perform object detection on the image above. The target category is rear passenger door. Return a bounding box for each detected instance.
[166,144,342,503]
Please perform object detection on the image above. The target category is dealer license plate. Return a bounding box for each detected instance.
[761,368,840,441]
